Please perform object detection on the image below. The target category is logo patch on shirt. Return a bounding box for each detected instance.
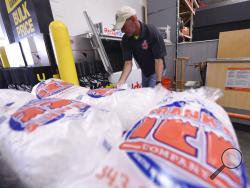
[141,40,149,50]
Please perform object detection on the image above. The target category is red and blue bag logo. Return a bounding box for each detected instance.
[36,79,73,99]
[87,88,124,98]
[9,98,90,132]
[120,100,247,188]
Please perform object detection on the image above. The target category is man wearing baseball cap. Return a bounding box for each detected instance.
[114,6,166,87]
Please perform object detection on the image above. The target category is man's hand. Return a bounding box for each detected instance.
[155,81,164,91]
[116,60,132,88]
[115,80,125,88]
[156,81,162,85]
[155,81,162,89]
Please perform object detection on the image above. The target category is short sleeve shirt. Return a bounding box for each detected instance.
[121,22,167,77]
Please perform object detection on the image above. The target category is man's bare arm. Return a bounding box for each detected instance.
[116,60,133,86]
[155,58,164,84]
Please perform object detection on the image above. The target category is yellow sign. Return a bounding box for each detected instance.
[16,18,35,38]
[37,73,46,81]
[12,1,30,26]
[5,0,22,13]
[8,0,35,38]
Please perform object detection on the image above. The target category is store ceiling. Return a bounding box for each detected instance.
[199,0,228,5]
[199,0,248,7]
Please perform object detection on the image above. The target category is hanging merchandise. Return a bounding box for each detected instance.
[0,65,58,92]
[79,72,110,89]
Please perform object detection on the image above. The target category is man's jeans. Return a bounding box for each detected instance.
[141,72,157,88]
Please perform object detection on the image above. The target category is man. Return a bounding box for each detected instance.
[114,6,166,87]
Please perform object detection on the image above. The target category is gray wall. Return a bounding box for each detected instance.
[147,0,177,80]
[177,40,218,81]
[147,0,177,43]
[165,44,176,79]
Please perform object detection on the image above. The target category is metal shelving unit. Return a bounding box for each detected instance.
[179,0,199,41]
[83,11,113,75]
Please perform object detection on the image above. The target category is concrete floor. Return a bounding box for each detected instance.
[235,128,250,185]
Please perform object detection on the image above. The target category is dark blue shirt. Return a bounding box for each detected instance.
[121,21,166,77]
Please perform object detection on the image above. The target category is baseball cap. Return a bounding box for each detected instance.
[113,6,136,30]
